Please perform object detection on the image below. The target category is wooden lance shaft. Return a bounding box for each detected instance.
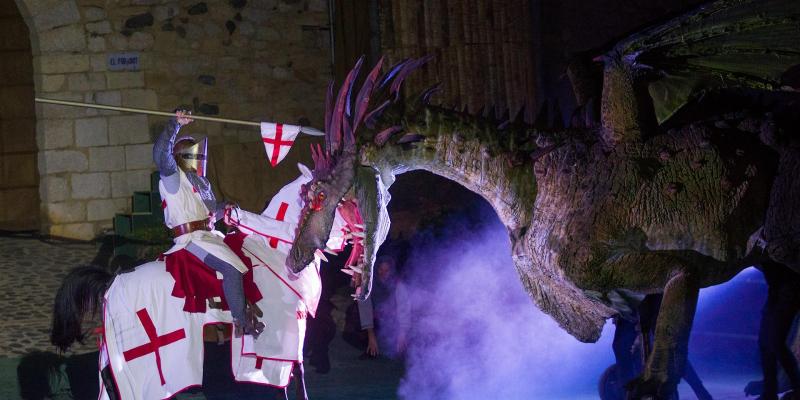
[34,97,324,136]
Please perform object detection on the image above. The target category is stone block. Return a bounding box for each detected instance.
[67,72,106,91]
[109,115,149,144]
[109,34,128,51]
[39,176,69,202]
[89,146,125,171]
[113,197,130,214]
[153,5,178,21]
[75,117,108,147]
[87,198,124,221]
[86,21,112,35]
[71,172,110,199]
[33,2,81,31]
[111,169,152,197]
[40,74,66,92]
[39,150,87,174]
[125,144,153,169]
[107,72,144,89]
[83,7,107,22]
[49,223,95,240]
[88,37,106,52]
[39,54,90,74]
[38,25,86,52]
[94,90,122,106]
[37,119,73,149]
[238,21,255,37]
[45,201,86,223]
[90,54,107,72]
[129,32,154,50]
[121,89,158,109]
[203,21,223,37]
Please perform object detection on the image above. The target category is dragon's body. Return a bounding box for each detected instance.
[287,0,800,396]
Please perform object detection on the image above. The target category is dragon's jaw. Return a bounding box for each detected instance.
[350,166,394,301]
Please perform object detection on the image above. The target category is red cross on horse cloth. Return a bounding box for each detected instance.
[122,308,187,385]
[268,202,290,248]
[261,122,300,167]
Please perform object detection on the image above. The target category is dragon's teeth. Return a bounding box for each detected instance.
[353,223,365,229]
[350,265,363,273]
[323,248,337,255]
[315,249,329,262]
[351,231,366,238]
[341,268,355,276]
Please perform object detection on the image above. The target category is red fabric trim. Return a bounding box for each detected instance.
[269,202,290,248]
[122,309,187,385]
[163,248,262,313]
[232,328,296,388]
[235,221,293,245]
[240,247,304,302]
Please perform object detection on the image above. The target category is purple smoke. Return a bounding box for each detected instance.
[381,205,615,399]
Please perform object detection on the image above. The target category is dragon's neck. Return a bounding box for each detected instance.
[361,106,536,230]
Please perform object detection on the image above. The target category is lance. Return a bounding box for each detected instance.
[34,97,325,136]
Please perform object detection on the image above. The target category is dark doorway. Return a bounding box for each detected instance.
[0,0,38,231]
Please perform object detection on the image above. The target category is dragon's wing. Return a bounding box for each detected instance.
[610,0,800,123]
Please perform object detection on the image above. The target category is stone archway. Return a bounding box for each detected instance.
[0,0,37,230]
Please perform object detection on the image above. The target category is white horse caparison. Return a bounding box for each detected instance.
[52,167,361,400]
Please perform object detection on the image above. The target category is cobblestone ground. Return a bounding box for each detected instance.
[0,234,103,357]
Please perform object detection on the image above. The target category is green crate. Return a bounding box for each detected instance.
[113,214,132,236]
[132,191,152,213]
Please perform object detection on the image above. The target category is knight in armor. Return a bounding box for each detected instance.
[153,110,263,337]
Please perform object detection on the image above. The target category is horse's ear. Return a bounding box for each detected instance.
[297,163,313,179]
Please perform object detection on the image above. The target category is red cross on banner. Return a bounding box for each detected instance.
[261,122,300,167]
[268,202,290,248]
[122,308,186,385]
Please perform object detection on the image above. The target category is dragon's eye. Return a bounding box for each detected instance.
[317,192,326,201]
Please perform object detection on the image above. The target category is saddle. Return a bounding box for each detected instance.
[161,237,262,313]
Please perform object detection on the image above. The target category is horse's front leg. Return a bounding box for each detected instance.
[292,362,309,400]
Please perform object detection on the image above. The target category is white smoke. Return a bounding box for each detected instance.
[381,206,615,400]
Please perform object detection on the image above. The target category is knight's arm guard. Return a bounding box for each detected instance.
[229,208,297,243]
[153,118,181,177]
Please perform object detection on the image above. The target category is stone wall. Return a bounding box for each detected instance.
[13,0,331,239]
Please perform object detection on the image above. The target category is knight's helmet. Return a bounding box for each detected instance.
[173,136,208,177]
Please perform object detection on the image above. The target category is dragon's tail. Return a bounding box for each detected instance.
[613,0,800,123]
[50,265,112,352]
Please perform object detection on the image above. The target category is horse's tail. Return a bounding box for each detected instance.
[50,265,113,352]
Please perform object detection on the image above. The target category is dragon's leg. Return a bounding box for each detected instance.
[627,270,699,399]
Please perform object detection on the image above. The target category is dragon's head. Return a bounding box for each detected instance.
[287,56,427,300]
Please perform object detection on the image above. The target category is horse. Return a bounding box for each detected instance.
[50,164,364,399]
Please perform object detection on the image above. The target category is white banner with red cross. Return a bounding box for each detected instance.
[261,122,301,167]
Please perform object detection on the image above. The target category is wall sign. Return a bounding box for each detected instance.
[107,52,140,71]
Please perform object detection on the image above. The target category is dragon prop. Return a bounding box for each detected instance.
[286,0,800,397]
